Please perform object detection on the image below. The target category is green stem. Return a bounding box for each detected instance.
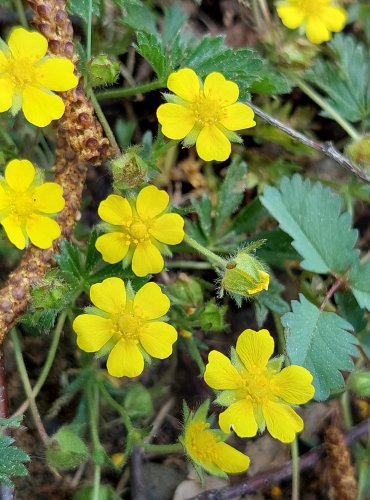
[87,380,105,468]
[96,80,164,101]
[140,442,183,454]
[341,390,353,430]
[12,311,67,418]
[184,234,227,268]
[272,311,285,354]
[11,329,48,442]
[187,336,206,375]
[87,0,93,61]
[293,76,360,140]
[14,0,28,27]
[166,260,212,270]
[357,453,370,500]
[93,465,101,500]
[89,88,120,155]
[291,438,300,500]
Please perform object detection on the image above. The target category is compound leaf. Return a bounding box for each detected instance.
[282,294,359,400]
[260,175,359,274]
[348,260,370,311]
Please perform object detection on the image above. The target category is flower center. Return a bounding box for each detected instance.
[296,0,327,15]
[4,190,34,223]
[185,422,218,463]
[239,369,274,405]
[113,310,143,342]
[191,95,225,126]
[5,57,36,89]
[126,217,151,244]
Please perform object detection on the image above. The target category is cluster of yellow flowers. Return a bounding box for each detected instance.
[0,22,323,479]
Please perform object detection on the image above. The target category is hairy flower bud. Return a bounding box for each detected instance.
[346,135,370,173]
[111,148,148,190]
[221,242,269,298]
[87,54,120,88]
[348,369,370,397]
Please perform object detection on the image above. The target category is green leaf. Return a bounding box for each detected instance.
[306,34,370,125]
[260,175,359,274]
[124,383,153,419]
[255,279,289,317]
[249,63,290,96]
[162,3,188,47]
[348,260,370,311]
[247,229,300,269]
[121,0,158,35]
[47,426,89,470]
[56,240,83,281]
[0,436,29,487]
[215,157,247,233]
[336,291,367,334]
[229,198,267,235]
[67,0,102,21]
[282,294,359,400]
[192,195,213,239]
[135,32,169,80]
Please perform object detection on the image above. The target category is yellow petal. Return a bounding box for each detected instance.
[22,86,65,127]
[106,339,144,378]
[134,282,170,319]
[236,329,274,373]
[196,125,231,162]
[157,103,196,140]
[214,442,250,473]
[219,399,258,438]
[167,68,200,102]
[26,214,61,248]
[221,103,256,131]
[306,16,330,44]
[73,314,114,352]
[247,271,270,295]
[139,322,177,359]
[132,241,164,276]
[149,213,184,245]
[98,194,132,225]
[320,6,347,32]
[33,182,65,213]
[90,277,126,315]
[0,78,13,112]
[35,57,78,91]
[276,5,305,29]
[95,232,130,264]
[204,72,239,106]
[262,401,303,443]
[204,350,243,390]
[5,159,35,192]
[1,216,26,249]
[272,365,314,404]
[0,51,8,71]
[136,185,169,219]
[8,27,48,62]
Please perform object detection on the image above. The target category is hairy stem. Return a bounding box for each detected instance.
[184,234,227,268]
[96,79,164,101]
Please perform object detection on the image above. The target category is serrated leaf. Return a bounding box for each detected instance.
[56,240,83,281]
[135,32,168,80]
[260,175,359,274]
[162,4,188,47]
[249,63,290,96]
[348,260,370,311]
[306,34,370,125]
[336,291,367,333]
[215,157,247,233]
[192,195,213,239]
[121,0,158,34]
[0,436,29,487]
[84,229,101,273]
[67,0,102,21]
[282,294,359,400]
[247,229,300,268]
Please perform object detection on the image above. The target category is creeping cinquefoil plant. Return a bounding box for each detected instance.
[0,1,368,498]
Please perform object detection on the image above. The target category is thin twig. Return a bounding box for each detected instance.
[320,277,344,311]
[190,417,370,500]
[248,102,370,184]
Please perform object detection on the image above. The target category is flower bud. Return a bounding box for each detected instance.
[346,135,370,173]
[221,244,269,298]
[111,148,148,190]
[348,370,370,397]
[87,54,120,88]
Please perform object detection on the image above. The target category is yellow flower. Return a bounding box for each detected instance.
[95,185,184,277]
[73,277,178,378]
[0,159,64,249]
[276,0,347,44]
[180,401,250,477]
[204,329,314,443]
[0,27,78,127]
[156,68,256,162]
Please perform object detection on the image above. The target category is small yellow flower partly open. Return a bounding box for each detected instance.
[204,329,314,443]
[73,277,178,378]
[276,0,347,44]
[0,27,78,126]
[181,401,250,478]
[157,68,256,162]
[0,159,64,249]
[95,185,184,277]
